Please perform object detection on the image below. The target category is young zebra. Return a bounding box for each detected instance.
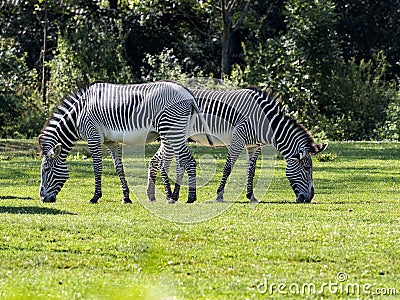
[39,81,212,204]
[147,88,327,203]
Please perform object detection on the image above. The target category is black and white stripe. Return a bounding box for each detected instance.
[148,88,327,203]
[39,81,211,204]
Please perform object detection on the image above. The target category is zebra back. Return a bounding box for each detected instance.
[190,87,315,158]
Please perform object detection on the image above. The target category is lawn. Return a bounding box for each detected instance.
[0,139,399,299]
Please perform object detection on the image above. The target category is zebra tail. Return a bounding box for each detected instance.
[192,101,214,147]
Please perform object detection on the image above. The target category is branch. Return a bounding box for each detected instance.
[176,12,210,37]
[226,0,239,12]
[221,0,226,11]
[232,0,253,33]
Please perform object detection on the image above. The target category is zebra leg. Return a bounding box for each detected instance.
[146,144,173,202]
[87,138,103,204]
[174,139,197,203]
[147,147,162,202]
[246,146,262,203]
[172,145,197,203]
[160,144,175,203]
[171,162,183,203]
[171,148,183,202]
[149,144,181,204]
[158,100,196,203]
[105,142,132,204]
[216,136,245,202]
[184,152,197,203]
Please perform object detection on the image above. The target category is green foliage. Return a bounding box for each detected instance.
[67,151,89,161]
[141,48,188,82]
[314,152,338,162]
[142,48,243,93]
[0,39,45,138]
[375,91,400,141]
[47,13,133,107]
[1,0,400,141]
[241,0,340,128]
[334,0,400,79]
[239,0,399,141]
[320,52,397,140]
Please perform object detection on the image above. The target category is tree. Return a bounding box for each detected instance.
[0,40,44,138]
[220,0,252,76]
[1,0,399,140]
[47,3,133,106]
[334,0,400,78]
[241,0,341,126]
[109,0,118,9]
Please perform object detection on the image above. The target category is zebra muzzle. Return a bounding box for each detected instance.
[296,193,308,204]
[40,188,56,203]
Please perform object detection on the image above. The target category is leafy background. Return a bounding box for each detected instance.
[1,0,399,140]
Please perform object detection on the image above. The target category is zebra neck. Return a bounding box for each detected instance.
[41,113,80,158]
[247,87,314,158]
[56,117,79,156]
[268,117,313,160]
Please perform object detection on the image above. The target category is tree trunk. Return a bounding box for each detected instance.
[221,6,232,76]
[41,7,48,107]
[109,0,118,9]
[220,0,253,78]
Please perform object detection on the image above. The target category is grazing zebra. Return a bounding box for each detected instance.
[147,88,327,203]
[39,81,212,204]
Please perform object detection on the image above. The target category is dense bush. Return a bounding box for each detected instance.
[240,0,341,127]
[0,39,45,138]
[0,0,399,141]
[237,0,399,140]
[47,12,133,108]
[375,92,400,141]
[320,53,398,140]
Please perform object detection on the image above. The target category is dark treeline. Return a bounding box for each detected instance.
[1,0,399,140]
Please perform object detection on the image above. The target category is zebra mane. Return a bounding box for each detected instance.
[41,89,83,131]
[246,87,315,149]
[38,86,88,154]
[41,81,104,133]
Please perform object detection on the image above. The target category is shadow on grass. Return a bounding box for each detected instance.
[0,205,77,215]
[235,200,294,204]
[211,200,294,204]
[233,200,380,205]
[0,195,33,200]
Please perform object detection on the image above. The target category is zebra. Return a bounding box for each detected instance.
[39,81,212,204]
[147,88,327,203]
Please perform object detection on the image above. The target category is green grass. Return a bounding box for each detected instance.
[0,139,399,299]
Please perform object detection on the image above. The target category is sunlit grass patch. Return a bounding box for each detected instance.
[0,140,399,299]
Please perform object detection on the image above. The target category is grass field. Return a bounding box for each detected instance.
[0,139,399,299]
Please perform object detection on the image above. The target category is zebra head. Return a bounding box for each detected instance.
[286,143,327,203]
[39,141,69,203]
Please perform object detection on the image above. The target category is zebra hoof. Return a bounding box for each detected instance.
[186,197,196,203]
[249,194,259,203]
[216,195,224,202]
[216,190,224,202]
[88,199,98,204]
[147,193,156,202]
[167,198,176,204]
[122,198,132,204]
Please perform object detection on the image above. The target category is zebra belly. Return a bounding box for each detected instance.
[190,132,232,147]
[104,128,158,145]
[189,114,235,147]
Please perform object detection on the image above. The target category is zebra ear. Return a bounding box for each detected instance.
[38,134,45,156]
[50,143,62,158]
[310,143,328,155]
[289,149,307,162]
